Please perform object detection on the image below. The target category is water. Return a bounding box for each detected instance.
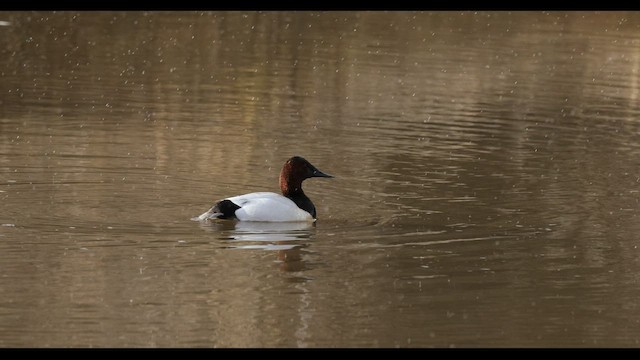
[1,11,640,347]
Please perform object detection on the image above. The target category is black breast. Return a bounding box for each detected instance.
[288,192,316,219]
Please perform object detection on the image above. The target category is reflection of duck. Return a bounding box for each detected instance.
[239,223,311,272]
[233,221,314,233]
[277,246,306,272]
[197,219,314,272]
[193,156,333,222]
[198,220,314,246]
[229,221,314,243]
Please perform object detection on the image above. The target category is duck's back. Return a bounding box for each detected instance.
[228,192,314,222]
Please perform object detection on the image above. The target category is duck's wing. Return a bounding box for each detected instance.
[231,193,314,222]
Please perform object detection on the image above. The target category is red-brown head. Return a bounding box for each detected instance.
[279,156,333,196]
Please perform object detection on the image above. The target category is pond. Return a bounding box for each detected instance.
[1,11,640,347]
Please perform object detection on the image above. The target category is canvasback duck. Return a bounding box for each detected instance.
[194,156,333,222]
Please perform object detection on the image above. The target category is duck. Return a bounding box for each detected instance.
[193,156,333,222]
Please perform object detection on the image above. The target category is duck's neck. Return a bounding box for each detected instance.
[280,175,316,218]
[280,172,301,197]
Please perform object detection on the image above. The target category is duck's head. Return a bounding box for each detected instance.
[279,156,333,195]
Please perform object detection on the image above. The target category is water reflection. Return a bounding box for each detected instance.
[198,220,314,273]
[198,220,313,243]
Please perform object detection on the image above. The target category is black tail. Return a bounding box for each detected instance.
[209,199,241,220]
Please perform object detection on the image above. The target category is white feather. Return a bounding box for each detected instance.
[195,192,314,222]
[228,192,314,222]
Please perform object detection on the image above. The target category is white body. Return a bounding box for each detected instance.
[196,192,314,222]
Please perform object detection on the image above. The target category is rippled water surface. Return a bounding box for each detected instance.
[2,11,640,347]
